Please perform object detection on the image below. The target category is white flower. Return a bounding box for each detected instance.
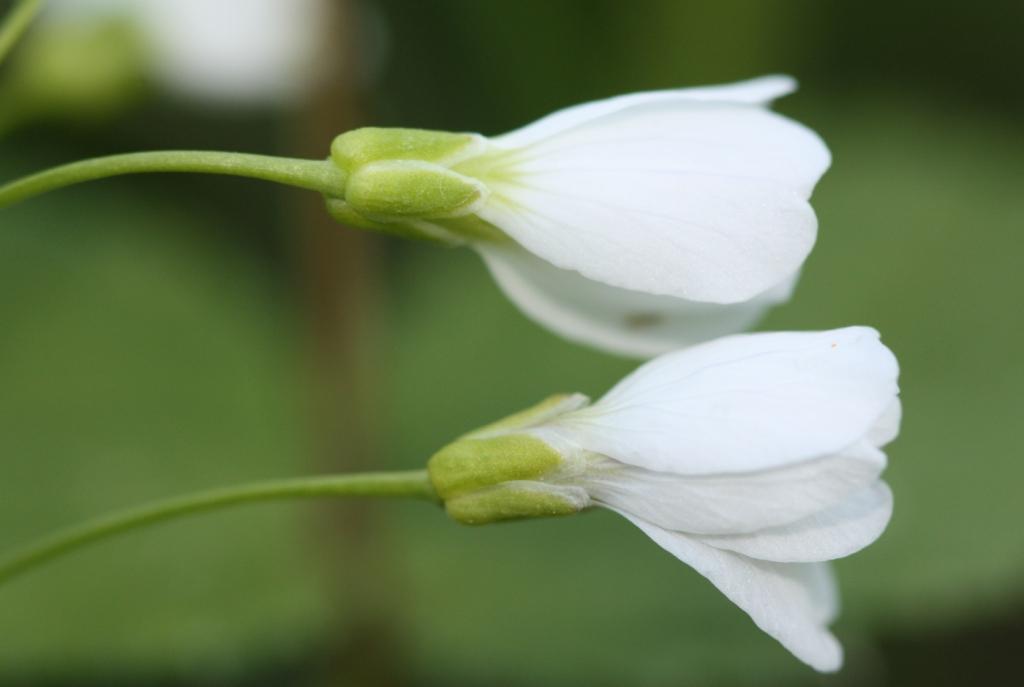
[46,0,329,106]
[472,75,829,356]
[330,76,831,357]
[430,326,900,671]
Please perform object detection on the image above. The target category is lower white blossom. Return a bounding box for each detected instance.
[430,326,900,671]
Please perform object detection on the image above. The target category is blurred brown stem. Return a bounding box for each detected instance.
[288,0,410,683]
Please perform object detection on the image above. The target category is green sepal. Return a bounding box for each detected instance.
[345,160,485,220]
[427,394,596,525]
[331,127,480,172]
[324,126,511,242]
[444,483,586,525]
[423,214,509,243]
[324,198,455,244]
[428,433,563,501]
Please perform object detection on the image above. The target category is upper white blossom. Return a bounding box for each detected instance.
[472,75,830,305]
[429,326,900,671]
[328,76,831,357]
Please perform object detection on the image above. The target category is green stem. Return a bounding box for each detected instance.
[0,469,437,585]
[0,150,347,208]
[0,0,43,65]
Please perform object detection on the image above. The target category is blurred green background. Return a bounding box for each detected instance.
[1,0,1022,685]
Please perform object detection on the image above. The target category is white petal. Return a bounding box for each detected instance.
[868,398,902,448]
[578,441,886,535]
[477,181,814,305]
[475,98,829,303]
[494,75,798,148]
[139,0,326,105]
[493,100,828,197]
[548,327,900,474]
[620,511,843,672]
[477,245,796,358]
[794,560,841,625]
[698,482,894,562]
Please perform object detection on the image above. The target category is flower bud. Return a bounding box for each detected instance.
[327,127,499,242]
[427,395,592,525]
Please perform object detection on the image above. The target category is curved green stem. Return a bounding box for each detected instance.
[0,0,43,65]
[0,469,437,585]
[0,150,347,208]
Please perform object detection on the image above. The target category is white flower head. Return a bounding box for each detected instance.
[46,0,329,106]
[327,76,831,357]
[428,327,900,672]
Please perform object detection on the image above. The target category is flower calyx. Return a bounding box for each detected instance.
[325,127,503,243]
[427,394,591,525]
